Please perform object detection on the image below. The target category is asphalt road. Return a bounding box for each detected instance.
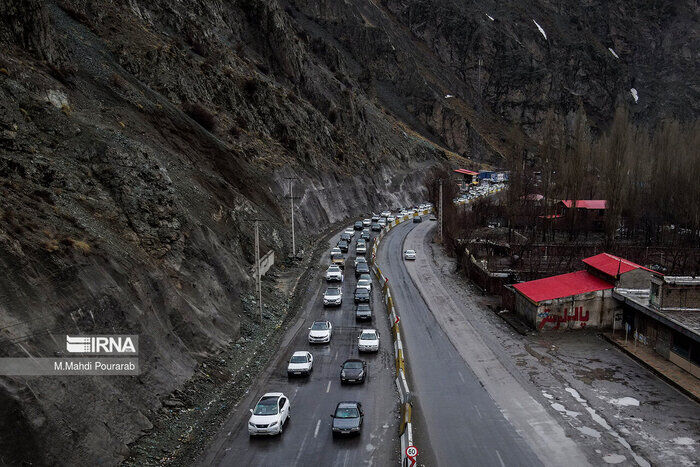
[201,228,399,466]
[378,219,544,467]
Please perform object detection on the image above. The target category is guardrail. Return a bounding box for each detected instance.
[370,209,430,466]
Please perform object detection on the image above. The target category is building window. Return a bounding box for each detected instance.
[650,282,660,307]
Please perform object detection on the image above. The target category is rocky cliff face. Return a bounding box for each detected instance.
[0,0,695,464]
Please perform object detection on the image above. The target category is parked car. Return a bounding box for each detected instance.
[371,223,381,232]
[362,218,371,227]
[340,359,367,384]
[331,253,345,268]
[354,287,370,303]
[356,277,372,292]
[361,229,371,241]
[358,329,380,352]
[356,240,366,255]
[354,221,364,230]
[355,303,372,321]
[325,265,343,282]
[331,401,363,436]
[354,256,368,268]
[323,286,342,306]
[337,240,349,253]
[248,393,290,436]
[308,321,332,344]
[355,262,370,278]
[287,351,313,377]
[404,249,416,260]
[412,216,422,223]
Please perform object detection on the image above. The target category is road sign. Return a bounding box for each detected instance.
[406,445,418,463]
[394,315,400,325]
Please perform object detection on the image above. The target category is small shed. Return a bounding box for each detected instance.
[583,253,661,289]
[512,270,617,331]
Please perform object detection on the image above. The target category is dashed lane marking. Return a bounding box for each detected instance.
[314,419,321,438]
[326,380,332,393]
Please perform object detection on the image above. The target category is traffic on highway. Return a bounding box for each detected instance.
[202,204,432,466]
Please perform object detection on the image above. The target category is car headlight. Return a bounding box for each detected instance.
[351,427,360,431]
[248,422,255,427]
[269,421,278,427]
[358,371,364,377]
[341,370,346,377]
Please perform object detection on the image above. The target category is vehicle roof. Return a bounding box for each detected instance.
[360,328,377,332]
[312,320,330,324]
[261,392,283,398]
[337,401,360,408]
[292,351,309,357]
[356,303,371,308]
[342,358,364,363]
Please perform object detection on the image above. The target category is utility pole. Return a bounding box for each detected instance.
[439,179,443,243]
[254,220,262,324]
[284,177,301,258]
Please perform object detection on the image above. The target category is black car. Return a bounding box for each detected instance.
[354,221,364,230]
[412,216,422,223]
[340,233,352,243]
[355,262,370,278]
[371,223,381,232]
[331,401,363,436]
[337,240,349,253]
[354,287,370,303]
[340,359,368,384]
[360,230,371,241]
[355,304,372,321]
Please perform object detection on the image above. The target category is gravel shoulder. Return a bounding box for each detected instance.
[411,221,700,467]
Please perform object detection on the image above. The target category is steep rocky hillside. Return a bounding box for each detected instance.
[0,0,695,464]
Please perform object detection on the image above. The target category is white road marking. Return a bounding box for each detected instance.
[326,380,332,393]
[334,350,338,360]
[457,371,465,383]
[314,419,321,438]
[495,449,506,467]
[474,406,482,419]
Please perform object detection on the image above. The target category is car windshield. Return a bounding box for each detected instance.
[311,322,328,330]
[356,289,368,295]
[357,305,370,311]
[253,397,279,415]
[335,407,359,418]
[328,266,339,272]
[358,280,369,285]
[290,355,307,363]
[331,254,343,260]
[406,250,415,254]
[361,332,376,340]
[326,288,340,295]
[357,257,366,262]
[344,361,363,369]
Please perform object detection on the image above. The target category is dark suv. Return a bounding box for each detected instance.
[354,287,370,303]
[355,304,372,321]
[337,240,349,253]
[355,262,370,278]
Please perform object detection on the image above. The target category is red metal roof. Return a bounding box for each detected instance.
[513,270,613,303]
[454,168,479,176]
[561,200,607,209]
[583,252,660,277]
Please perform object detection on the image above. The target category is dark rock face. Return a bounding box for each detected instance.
[0,0,695,464]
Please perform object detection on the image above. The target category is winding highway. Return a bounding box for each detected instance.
[377,218,587,467]
[201,229,399,466]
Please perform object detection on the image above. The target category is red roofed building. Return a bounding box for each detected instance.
[454,168,479,187]
[583,253,662,288]
[512,270,617,331]
[559,200,607,232]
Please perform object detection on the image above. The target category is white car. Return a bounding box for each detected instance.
[326,265,343,282]
[380,210,391,217]
[356,278,372,292]
[362,218,371,227]
[404,249,416,260]
[356,241,367,254]
[387,216,395,223]
[323,286,342,306]
[344,228,355,238]
[308,320,332,344]
[378,218,386,227]
[248,392,290,436]
[287,351,313,377]
[358,329,380,352]
[330,247,342,258]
